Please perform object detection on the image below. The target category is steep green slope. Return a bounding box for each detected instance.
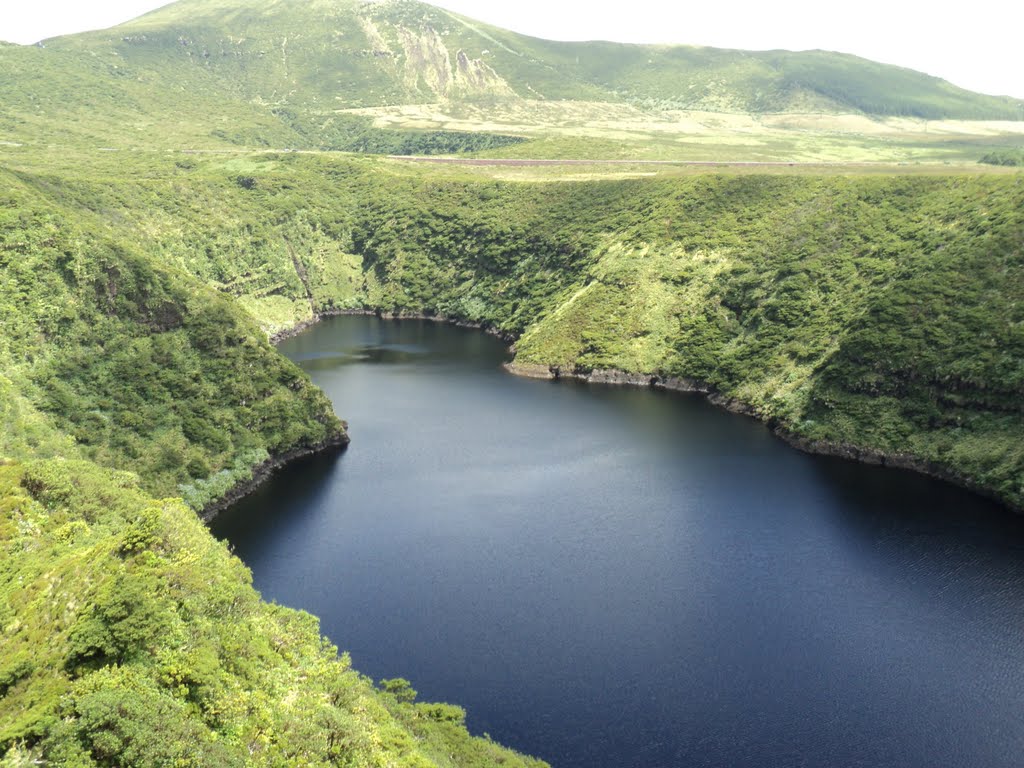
[9,152,1019,510]
[0,458,547,767]
[0,166,346,507]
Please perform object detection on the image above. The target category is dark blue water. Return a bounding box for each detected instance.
[212,316,1024,768]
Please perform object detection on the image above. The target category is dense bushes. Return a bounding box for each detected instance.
[980,149,1024,166]
[0,459,548,767]
[0,172,345,504]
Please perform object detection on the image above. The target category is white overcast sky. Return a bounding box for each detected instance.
[1,0,1021,99]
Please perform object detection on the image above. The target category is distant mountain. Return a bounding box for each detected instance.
[1,0,1021,150]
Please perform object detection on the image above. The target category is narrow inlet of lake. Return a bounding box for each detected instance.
[212,315,1024,768]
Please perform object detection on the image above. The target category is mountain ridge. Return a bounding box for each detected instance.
[0,0,1017,159]
[83,0,1024,116]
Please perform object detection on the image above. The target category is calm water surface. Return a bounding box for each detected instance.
[212,316,1024,768]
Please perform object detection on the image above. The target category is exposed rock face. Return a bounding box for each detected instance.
[453,49,514,97]
[390,24,513,100]
[399,25,454,97]
[503,362,557,380]
[504,363,712,396]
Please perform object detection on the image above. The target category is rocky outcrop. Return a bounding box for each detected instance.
[504,363,713,395]
[453,50,515,97]
[393,24,513,100]
[398,25,454,98]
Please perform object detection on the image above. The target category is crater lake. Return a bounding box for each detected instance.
[212,315,1024,768]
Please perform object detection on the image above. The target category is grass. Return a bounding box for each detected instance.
[1,0,1021,163]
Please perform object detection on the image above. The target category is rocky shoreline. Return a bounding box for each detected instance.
[200,433,349,522]
[504,362,1020,514]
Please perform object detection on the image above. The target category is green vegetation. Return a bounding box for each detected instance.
[1,0,1023,764]
[1,0,1022,162]
[340,124,528,156]
[0,167,346,502]
[0,459,547,767]
[981,149,1024,166]
[6,151,1018,511]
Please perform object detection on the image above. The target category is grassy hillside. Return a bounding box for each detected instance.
[507,38,1024,118]
[63,0,1024,118]
[1,0,1021,159]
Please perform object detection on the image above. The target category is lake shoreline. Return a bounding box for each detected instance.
[200,433,349,522]
[504,361,1020,515]
[204,309,509,522]
[270,307,515,345]
[214,315,1024,768]
[208,313,1017,523]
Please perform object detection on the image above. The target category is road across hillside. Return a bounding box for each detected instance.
[382,155,1015,175]
[388,156,816,167]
